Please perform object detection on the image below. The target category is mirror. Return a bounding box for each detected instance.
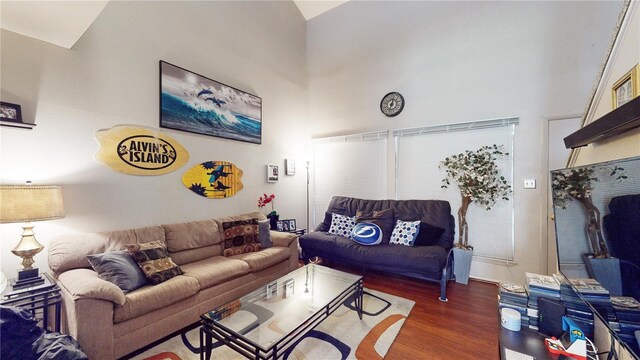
[552,155,640,357]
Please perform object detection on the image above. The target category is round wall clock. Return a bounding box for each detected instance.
[380,92,405,117]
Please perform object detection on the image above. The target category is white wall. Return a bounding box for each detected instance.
[306,1,624,283]
[0,1,309,278]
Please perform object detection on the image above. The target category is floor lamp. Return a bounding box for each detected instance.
[0,184,65,290]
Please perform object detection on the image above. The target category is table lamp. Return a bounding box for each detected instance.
[0,183,64,289]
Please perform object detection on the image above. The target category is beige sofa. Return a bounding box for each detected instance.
[48,212,299,360]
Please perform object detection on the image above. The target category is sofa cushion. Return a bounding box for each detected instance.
[162,219,220,253]
[87,250,147,293]
[389,220,421,246]
[231,247,292,272]
[299,231,339,255]
[221,219,261,257]
[328,213,356,238]
[180,257,251,289]
[355,208,394,244]
[125,241,183,285]
[48,226,166,274]
[113,275,200,323]
[334,236,447,274]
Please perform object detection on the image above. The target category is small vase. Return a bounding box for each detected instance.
[453,247,473,285]
[269,215,279,230]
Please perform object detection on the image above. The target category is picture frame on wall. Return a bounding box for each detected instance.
[0,102,23,123]
[285,159,295,175]
[267,164,278,182]
[612,64,639,109]
[159,61,262,144]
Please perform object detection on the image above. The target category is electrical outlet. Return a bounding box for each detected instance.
[524,179,536,189]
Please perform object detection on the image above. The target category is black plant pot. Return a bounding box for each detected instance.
[269,215,279,230]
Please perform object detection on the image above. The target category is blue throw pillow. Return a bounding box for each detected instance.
[87,250,147,293]
[351,222,383,246]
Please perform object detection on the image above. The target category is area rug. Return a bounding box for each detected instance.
[132,288,414,360]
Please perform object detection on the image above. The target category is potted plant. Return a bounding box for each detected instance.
[258,193,278,229]
[440,144,512,284]
[551,164,626,293]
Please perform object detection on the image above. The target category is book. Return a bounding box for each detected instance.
[525,272,560,291]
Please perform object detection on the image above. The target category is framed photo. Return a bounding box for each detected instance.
[0,102,23,123]
[266,281,278,300]
[288,219,296,231]
[267,164,278,182]
[612,64,639,109]
[159,61,262,144]
[276,221,284,232]
[285,159,295,175]
[283,279,294,298]
[282,221,290,231]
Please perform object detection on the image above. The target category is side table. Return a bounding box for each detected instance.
[287,228,306,236]
[1,272,62,332]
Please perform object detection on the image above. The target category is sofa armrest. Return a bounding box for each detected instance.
[270,231,297,248]
[56,268,126,306]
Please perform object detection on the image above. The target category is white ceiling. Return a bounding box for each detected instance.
[0,1,346,50]
[294,0,347,20]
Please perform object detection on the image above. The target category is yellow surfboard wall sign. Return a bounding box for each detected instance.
[182,161,243,198]
[96,125,189,175]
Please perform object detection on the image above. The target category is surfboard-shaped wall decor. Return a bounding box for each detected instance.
[95,125,189,176]
[182,161,243,198]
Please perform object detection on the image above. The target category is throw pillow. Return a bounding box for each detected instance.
[414,222,446,247]
[389,220,421,246]
[328,213,356,238]
[350,222,383,246]
[258,219,272,249]
[87,250,147,293]
[355,208,394,244]
[125,241,182,285]
[221,218,261,257]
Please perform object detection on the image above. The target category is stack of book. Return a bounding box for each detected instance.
[525,272,561,330]
[611,296,640,351]
[568,278,615,323]
[555,274,595,337]
[498,282,529,327]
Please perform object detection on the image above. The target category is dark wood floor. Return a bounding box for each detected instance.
[333,265,501,359]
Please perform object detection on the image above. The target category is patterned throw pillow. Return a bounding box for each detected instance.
[125,241,182,285]
[389,220,421,246]
[328,213,356,238]
[222,218,261,257]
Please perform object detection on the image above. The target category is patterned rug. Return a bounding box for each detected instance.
[132,288,414,360]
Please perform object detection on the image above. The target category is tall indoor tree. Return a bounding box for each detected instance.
[440,144,512,249]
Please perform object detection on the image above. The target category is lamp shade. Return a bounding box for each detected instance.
[0,185,65,223]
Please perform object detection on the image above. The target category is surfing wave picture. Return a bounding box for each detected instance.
[159,61,262,144]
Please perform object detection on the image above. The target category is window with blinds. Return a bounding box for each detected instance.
[393,118,518,261]
[311,131,388,230]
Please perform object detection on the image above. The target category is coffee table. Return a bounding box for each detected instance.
[199,264,363,360]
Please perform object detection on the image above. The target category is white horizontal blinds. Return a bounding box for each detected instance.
[394,118,517,261]
[312,131,388,230]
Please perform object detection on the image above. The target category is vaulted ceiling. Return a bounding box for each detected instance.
[0,1,346,49]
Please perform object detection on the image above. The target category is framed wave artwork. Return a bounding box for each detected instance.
[159,61,262,144]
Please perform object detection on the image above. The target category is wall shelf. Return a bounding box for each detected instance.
[564,96,640,149]
[0,120,36,129]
